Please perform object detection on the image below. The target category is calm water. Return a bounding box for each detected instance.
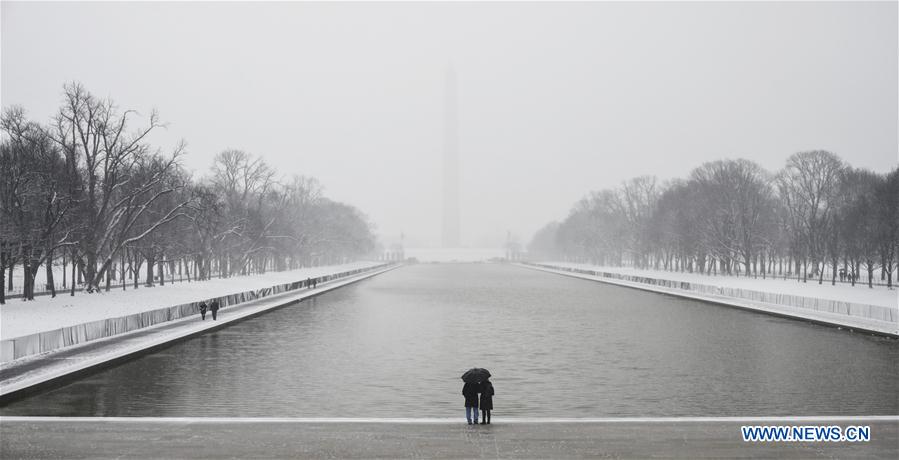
[3,264,897,417]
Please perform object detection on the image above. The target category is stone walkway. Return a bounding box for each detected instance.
[1,417,895,459]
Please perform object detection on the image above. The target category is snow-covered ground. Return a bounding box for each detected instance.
[5,259,331,297]
[0,261,381,340]
[542,262,897,308]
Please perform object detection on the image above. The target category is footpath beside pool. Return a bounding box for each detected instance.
[1,416,896,459]
[522,263,899,338]
[0,263,397,403]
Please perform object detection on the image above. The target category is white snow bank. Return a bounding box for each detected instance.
[0,261,381,339]
[543,262,897,308]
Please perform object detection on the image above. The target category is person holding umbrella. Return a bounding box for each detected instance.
[461,368,490,425]
[462,381,479,425]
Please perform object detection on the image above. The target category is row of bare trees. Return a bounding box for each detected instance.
[530,151,898,288]
[0,83,375,304]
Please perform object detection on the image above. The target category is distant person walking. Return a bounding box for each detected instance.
[210,300,220,321]
[306,277,312,289]
[462,381,480,425]
[479,379,494,424]
[199,301,208,320]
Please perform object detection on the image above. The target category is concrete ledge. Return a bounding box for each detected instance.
[521,263,899,338]
[0,265,399,403]
[1,416,895,459]
[4,415,896,423]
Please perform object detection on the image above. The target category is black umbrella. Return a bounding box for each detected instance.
[461,368,491,383]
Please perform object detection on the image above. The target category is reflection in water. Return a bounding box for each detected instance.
[3,264,898,416]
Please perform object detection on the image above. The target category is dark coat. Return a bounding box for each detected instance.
[210,301,220,312]
[479,382,494,410]
[462,382,479,407]
[199,303,208,313]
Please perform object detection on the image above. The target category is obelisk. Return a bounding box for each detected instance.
[442,65,461,248]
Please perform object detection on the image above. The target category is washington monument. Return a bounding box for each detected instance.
[442,65,461,248]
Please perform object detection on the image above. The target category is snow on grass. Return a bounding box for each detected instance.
[0,261,382,340]
[543,262,898,309]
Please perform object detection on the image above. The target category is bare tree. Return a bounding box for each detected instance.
[0,107,75,301]
[50,83,190,292]
[874,168,898,288]
[210,149,280,276]
[776,150,845,284]
[528,222,561,261]
[690,159,777,277]
[619,176,661,268]
[544,150,894,291]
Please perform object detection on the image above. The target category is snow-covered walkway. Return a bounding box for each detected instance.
[542,262,896,308]
[0,261,381,339]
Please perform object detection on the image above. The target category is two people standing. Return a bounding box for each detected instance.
[462,377,494,425]
[198,300,220,321]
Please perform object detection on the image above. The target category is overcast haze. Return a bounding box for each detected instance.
[2,1,897,248]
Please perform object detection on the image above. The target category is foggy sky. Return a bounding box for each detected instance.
[2,1,897,248]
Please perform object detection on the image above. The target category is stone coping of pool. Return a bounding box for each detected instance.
[4,415,895,423]
[1,416,896,459]
[0,264,399,402]
[0,263,394,364]
[522,262,899,337]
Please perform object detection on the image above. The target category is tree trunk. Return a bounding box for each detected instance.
[27,260,39,300]
[83,252,98,292]
[887,265,894,289]
[23,249,33,300]
[70,249,77,296]
[831,256,837,286]
[158,258,165,286]
[133,254,140,289]
[867,262,874,288]
[7,257,13,292]
[888,265,894,289]
[885,252,894,289]
[817,260,825,285]
[46,249,56,297]
[842,257,848,283]
[146,255,155,287]
[0,250,6,305]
